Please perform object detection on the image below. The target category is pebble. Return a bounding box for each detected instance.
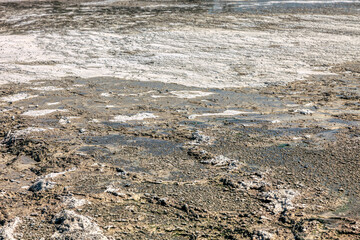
[28,179,56,192]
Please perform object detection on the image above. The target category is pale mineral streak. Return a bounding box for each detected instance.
[188,110,258,119]
[110,112,158,122]
[22,109,68,117]
[0,93,38,103]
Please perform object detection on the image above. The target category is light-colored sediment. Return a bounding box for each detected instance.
[0,217,21,240]
[22,109,68,117]
[0,14,359,88]
[0,93,38,102]
[110,112,158,122]
[188,110,258,119]
[51,210,108,240]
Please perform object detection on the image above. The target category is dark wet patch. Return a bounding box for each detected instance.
[85,134,183,156]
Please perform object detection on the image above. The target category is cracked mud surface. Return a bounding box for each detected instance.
[0,0,360,239]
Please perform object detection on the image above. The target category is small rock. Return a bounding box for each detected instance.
[252,230,274,240]
[220,178,238,188]
[52,210,108,240]
[0,217,21,240]
[104,185,127,198]
[201,155,241,170]
[158,198,168,206]
[181,204,190,214]
[59,117,71,125]
[62,196,90,209]
[191,131,212,145]
[261,189,298,214]
[28,179,56,192]
[116,168,127,177]
[115,168,125,173]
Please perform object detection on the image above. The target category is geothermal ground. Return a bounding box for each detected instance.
[0,0,360,239]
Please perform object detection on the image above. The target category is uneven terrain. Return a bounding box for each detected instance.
[0,0,359,239]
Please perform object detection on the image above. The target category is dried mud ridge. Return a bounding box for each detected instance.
[0,62,359,239]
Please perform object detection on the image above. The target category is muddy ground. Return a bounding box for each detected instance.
[0,0,360,239]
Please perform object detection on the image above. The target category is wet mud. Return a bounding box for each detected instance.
[0,0,360,239]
